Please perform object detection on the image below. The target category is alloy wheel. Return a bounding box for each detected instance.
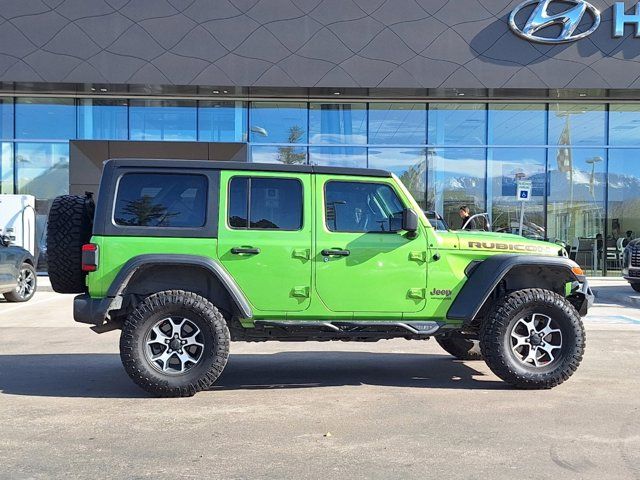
[144,317,205,375]
[16,267,36,299]
[510,313,563,368]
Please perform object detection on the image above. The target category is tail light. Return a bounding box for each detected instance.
[82,243,98,272]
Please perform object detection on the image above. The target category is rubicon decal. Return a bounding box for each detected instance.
[467,242,555,253]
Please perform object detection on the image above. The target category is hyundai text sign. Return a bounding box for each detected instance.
[510,1,640,44]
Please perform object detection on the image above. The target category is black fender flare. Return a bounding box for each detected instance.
[447,255,581,324]
[107,254,253,319]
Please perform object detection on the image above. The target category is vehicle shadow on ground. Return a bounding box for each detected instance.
[0,352,505,398]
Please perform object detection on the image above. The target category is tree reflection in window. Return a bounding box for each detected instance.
[114,173,207,228]
[115,195,178,226]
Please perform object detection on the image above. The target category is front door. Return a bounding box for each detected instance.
[315,176,427,313]
[217,171,312,312]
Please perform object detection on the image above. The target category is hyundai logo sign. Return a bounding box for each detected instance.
[509,0,601,44]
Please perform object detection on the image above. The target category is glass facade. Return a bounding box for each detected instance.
[2,97,640,275]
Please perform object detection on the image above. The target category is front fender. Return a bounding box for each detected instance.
[447,255,583,324]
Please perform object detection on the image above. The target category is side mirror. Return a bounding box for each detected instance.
[1,235,11,247]
[402,208,419,233]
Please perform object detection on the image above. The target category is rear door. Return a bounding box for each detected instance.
[217,171,312,312]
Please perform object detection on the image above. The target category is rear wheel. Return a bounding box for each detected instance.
[480,288,585,389]
[120,290,230,397]
[436,332,482,360]
[3,262,36,302]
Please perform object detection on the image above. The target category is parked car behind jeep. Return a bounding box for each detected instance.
[0,235,36,302]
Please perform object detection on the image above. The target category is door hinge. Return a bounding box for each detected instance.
[409,251,427,263]
[291,286,310,298]
[292,248,310,260]
[407,288,426,299]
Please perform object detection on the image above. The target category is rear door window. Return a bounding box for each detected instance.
[228,177,302,230]
[114,173,208,228]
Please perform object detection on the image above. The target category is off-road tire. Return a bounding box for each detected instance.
[480,288,585,389]
[3,262,36,302]
[436,333,482,360]
[631,283,640,293]
[47,194,94,293]
[120,290,230,397]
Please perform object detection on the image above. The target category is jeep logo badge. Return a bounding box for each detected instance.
[509,0,601,44]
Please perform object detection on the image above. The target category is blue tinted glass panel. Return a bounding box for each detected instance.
[250,102,306,143]
[309,146,367,167]
[608,149,640,252]
[547,147,605,271]
[609,104,640,146]
[15,98,75,140]
[427,148,486,228]
[489,104,546,145]
[309,103,367,144]
[428,104,486,145]
[114,173,207,227]
[130,100,197,141]
[0,98,13,139]
[250,145,307,164]
[548,104,605,146]
[0,142,13,194]
[15,142,69,199]
[488,148,546,239]
[78,99,128,140]
[368,147,426,208]
[369,103,426,145]
[199,101,247,142]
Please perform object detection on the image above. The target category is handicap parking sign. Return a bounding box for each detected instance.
[516,180,532,202]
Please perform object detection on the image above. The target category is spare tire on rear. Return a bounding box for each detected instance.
[47,193,95,293]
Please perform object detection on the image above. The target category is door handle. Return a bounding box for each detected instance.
[321,249,350,257]
[231,247,260,255]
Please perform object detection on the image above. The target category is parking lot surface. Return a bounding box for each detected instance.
[1,280,639,480]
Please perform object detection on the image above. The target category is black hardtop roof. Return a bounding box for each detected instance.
[104,158,392,178]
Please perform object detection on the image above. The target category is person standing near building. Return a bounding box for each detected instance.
[459,205,477,230]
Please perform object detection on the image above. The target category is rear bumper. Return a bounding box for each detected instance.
[73,293,112,326]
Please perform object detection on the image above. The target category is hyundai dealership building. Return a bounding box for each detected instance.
[0,0,639,275]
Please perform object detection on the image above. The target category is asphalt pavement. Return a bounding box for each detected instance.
[1,279,639,480]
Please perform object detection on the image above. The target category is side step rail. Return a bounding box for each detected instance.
[253,320,446,336]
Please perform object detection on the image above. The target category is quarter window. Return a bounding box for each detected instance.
[114,173,207,228]
[325,181,404,233]
[228,177,302,230]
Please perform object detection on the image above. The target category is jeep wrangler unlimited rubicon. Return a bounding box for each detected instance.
[47,159,593,397]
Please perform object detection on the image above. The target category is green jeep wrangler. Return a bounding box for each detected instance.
[47,159,593,397]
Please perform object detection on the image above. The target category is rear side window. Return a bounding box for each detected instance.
[228,177,302,230]
[114,173,208,228]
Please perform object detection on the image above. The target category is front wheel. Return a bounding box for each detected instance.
[4,263,37,302]
[480,289,585,389]
[631,283,640,293]
[120,290,230,397]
